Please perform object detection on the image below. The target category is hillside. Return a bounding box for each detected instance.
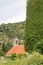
[0,22,25,38]
[0,22,25,52]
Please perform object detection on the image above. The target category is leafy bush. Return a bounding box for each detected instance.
[10,53,17,60]
[0,50,5,57]
[27,52,43,65]
[34,39,43,54]
[17,54,24,59]
[24,54,28,57]
[17,54,28,59]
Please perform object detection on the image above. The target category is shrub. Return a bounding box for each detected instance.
[17,54,24,59]
[10,53,16,60]
[0,50,5,57]
[27,52,43,65]
[17,54,28,59]
[34,39,43,54]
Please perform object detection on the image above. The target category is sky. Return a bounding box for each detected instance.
[0,0,26,24]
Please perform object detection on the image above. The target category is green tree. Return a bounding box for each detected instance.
[34,39,43,54]
[25,0,43,53]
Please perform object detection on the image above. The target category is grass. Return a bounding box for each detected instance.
[0,52,43,65]
[0,57,28,65]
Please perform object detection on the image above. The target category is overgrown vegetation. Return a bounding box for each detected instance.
[34,39,43,54]
[0,22,24,39]
[0,52,43,65]
[0,50,5,57]
[10,53,17,60]
[25,0,43,53]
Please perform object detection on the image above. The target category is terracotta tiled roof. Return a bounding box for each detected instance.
[6,45,25,55]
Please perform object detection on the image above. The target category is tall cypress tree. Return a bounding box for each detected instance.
[25,0,43,53]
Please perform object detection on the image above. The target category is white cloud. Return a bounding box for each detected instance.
[0,0,26,24]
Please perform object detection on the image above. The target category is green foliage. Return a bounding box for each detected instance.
[0,52,43,65]
[0,22,24,39]
[34,39,43,54]
[17,54,27,59]
[0,50,5,57]
[28,52,43,65]
[10,54,27,60]
[4,42,13,53]
[17,54,23,59]
[25,0,43,53]
[10,53,17,60]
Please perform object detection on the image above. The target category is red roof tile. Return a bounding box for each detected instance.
[6,45,25,55]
